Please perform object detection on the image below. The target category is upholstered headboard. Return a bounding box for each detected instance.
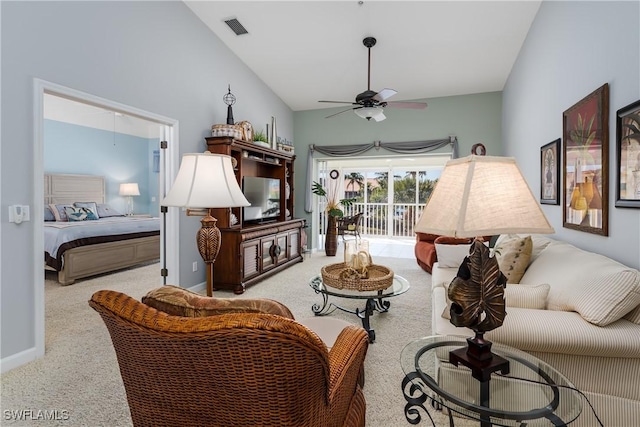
[44,174,105,205]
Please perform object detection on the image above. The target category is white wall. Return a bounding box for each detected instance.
[503,1,640,269]
[1,1,292,362]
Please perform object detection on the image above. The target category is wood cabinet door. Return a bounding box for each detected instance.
[276,233,288,263]
[288,229,300,259]
[261,236,277,272]
[241,239,260,280]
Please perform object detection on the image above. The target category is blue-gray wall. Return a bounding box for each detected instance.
[1,1,292,363]
[503,1,640,269]
[45,120,157,215]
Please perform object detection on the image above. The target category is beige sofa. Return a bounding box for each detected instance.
[430,234,640,427]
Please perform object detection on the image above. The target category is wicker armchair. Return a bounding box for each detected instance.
[337,212,363,242]
[89,289,369,427]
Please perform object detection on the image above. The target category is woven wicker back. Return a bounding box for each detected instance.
[90,290,367,427]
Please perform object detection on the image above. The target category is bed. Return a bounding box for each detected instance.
[44,174,160,285]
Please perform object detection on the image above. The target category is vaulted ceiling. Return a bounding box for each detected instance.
[185,1,541,111]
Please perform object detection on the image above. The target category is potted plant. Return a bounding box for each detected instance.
[253,130,268,145]
[312,180,356,256]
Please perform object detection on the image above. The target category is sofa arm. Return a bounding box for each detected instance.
[142,285,295,319]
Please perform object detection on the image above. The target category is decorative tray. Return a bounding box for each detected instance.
[321,263,394,292]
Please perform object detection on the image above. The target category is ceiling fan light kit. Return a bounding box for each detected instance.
[354,106,385,122]
[319,36,428,121]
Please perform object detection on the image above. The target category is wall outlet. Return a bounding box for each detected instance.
[192,262,198,272]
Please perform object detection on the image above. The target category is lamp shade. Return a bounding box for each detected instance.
[354,107,386,122]
[415,155,554,237]
[119,183,140,196]
[161,153,250,208]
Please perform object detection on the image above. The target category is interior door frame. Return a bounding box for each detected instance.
[32,78,180,359]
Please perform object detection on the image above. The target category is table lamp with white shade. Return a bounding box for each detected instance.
[414,154,554,381]
[161,152,250,296]
[119,183,140,216]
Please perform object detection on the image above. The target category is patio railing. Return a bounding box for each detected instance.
[318,202,425,239]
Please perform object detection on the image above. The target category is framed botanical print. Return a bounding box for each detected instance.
[562,83,609,236]
[540,139,560,205]
[615,99,640,208]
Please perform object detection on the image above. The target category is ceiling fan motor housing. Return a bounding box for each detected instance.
[356,90,378,104]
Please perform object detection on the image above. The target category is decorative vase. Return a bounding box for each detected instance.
[325,215,338,256]
[581,176,594,206]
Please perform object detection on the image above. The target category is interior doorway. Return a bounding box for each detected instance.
[33,79,180,360]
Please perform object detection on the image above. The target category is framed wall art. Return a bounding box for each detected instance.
[615,99,640,208]
[540,138,560,205]
[562,83,609,236]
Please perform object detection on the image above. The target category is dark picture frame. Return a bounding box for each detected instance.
[615,99,640,208]
[562,83,609,236]
[540,139,560,205]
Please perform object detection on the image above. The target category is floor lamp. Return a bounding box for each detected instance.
[161,153,249,296]
[415,155,554,381]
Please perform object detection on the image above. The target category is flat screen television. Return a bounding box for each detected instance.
[243,176,280,222]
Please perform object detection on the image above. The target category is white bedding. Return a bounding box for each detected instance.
[45,217,160,270]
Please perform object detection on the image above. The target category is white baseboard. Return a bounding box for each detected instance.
[1,346,42,373]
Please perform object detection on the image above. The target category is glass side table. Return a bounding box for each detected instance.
[401,335,583,426]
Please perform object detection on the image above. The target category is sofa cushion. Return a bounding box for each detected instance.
[142,285,295,319]
[434,236,472,268]
[548,270,640,326]
[521,242,636,308]
[624,305,640,325]
[494,235,532,283]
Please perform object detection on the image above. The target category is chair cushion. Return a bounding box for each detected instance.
[142,285,295,319]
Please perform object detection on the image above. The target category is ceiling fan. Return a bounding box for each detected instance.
[319,37,428,122]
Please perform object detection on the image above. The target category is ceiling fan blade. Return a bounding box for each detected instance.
[325,108,355,119]
[373,88,397,102]
[319,100,355,104]
[385,101,428,110]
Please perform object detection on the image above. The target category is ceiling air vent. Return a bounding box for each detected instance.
[224,18,248,36]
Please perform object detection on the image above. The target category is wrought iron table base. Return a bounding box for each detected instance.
[312,290,391,343]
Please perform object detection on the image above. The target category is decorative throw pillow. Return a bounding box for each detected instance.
[494,235,532,283]
[504,284,550,309]
[96,203,124,218]
[44,206,56,222]
[64,206,98,221]
[74,202,100,219]
[434,236,473,268]
[441,283,549,319]
[142,285,295,319]
[560,270,640,326]
[49,203,73,221]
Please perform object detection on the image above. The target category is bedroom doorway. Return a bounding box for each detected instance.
[33,79,180,361]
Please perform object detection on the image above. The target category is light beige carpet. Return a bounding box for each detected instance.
[1,255,477,426]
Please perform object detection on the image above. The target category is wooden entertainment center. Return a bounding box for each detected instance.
[206,137,304,294]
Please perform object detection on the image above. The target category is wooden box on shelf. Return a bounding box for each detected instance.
[205,137,302,294]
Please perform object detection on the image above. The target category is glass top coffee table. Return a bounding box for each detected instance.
[401,335,583,426]
[309,273,409,343]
